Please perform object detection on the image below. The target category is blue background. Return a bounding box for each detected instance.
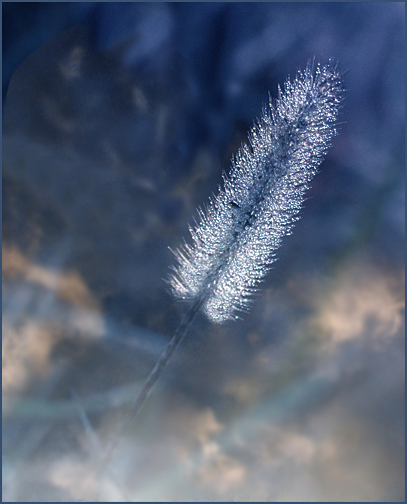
[2,3,405,501]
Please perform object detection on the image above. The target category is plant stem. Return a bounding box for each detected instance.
[89,299,203,486]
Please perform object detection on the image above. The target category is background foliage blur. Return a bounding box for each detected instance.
[2,2,405,502]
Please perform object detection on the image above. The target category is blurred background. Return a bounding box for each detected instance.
[2,2,405,502]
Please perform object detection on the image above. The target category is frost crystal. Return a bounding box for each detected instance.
[170,60,344,323]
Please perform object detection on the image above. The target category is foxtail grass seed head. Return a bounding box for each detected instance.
[170,60,344,323]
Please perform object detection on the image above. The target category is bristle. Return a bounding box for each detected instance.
[170,60,344,323]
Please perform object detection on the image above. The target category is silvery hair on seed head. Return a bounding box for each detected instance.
[169,59,344,323]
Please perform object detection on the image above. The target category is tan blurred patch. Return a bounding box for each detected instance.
[2,321,54,394]
[50,455,126,502]
[2,244,102,394]
[310,261,404,350]
[164,399,246,495]
[167,401,223,460]
[3,244,99,310]
[49,456,87,500]
[198,452,246,495]
[258,424,336,469]
[278,430,317,465]
[2,244,29,276]
[222,377,261,403]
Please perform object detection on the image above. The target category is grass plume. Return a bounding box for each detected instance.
[170,59,344,322]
